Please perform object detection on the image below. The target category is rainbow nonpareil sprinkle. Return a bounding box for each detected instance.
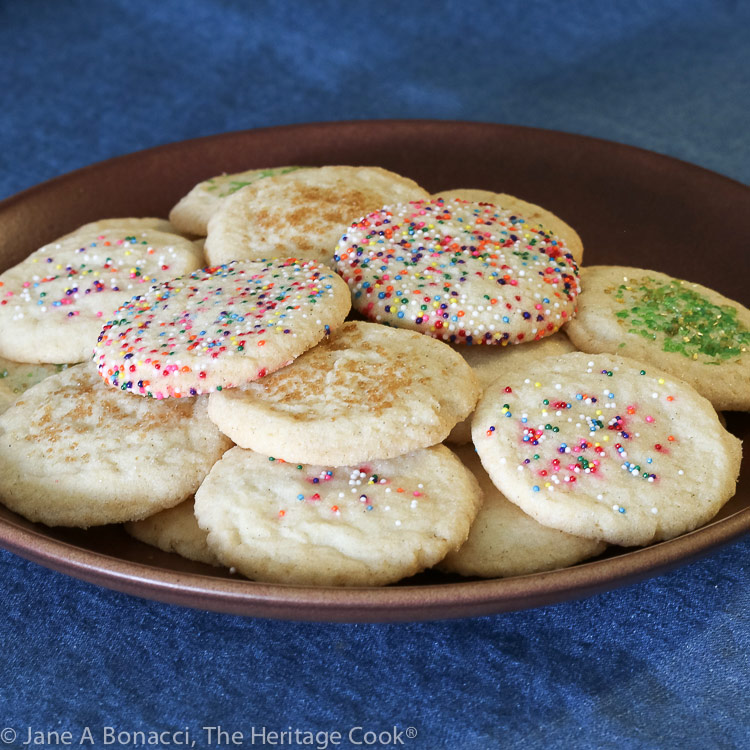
[334,198,580,344]
[482,361,686,516]
[93,259,349,398]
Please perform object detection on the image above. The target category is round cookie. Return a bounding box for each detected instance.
[65,219,206,264]
[204,166,430,267]
[124,499,221,567]
[63,217,180,238]
[194,444,483,586]
[94,259,351,398]
[207,320,481,465]
[447,332,577,444]
[438,446,606,578]
[0,227,204,364]
[0,356,69,414]
[0,363,233,527]
[169,166,304,236]
[433,189,584,265]
[565,266,750,411]
[471,352,742,547]
[432,189,500,203]
[191,237,206,259]
[334,198,580,344]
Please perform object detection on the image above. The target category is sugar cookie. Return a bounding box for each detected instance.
[565,266,750,411]
[334,198,580,344]
[66,219,206,264]
[68,219,206,262]
[194,444,482,586]
[471,352,742,547]
[433,189,583,265]
[124,499,221,567]
[64,217,180,238]
[438,445,606,577]
[207,320,481,465]
[169,166,304,236]
[447,332,577,444]
[0,227,203,364]
[94,259,351,398]
[204,166,429,266]
[0,363,232,527]
[0,356,68,414]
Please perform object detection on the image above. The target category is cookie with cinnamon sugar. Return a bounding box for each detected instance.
[204,165,429,266]
[207,320,480,465]
[0,363,232,527]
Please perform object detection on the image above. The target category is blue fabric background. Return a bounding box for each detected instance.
[1,1,749,748]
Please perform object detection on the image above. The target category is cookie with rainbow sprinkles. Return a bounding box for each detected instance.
[194,444,482,586]
[61,217,182,240]
[93,258,351,398]
[0,226,203,364]
[333,198,580,344]
[438,445,606,578]
[471,352,742,547]
[565,266,750,411]
[432,189,584,266]
[447,332,577,445]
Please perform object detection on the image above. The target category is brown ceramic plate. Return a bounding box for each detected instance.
[0,121,748,622]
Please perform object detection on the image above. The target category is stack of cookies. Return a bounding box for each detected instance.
[0,165,745,587]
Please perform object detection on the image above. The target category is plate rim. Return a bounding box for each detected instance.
[0,119,748,622]
[4,118,748,207]
[1,504,749,622]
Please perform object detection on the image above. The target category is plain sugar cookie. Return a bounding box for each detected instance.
[204,166,429,267]
[334,198,580,344]
[194,444,482,586]
[471,352,742,547]
[565,266,750,411]
[438,445,606,577]
[94,259,351,398]
[207,320,481,465]
[0,227,203,364]
[0,363,233,527]
[124,498,221,567]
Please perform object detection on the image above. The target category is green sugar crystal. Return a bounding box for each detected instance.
[614,278,750,362]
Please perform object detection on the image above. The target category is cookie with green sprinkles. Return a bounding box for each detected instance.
[0,227,204,364]
[334,198,580,344]
[93,259,351,398]
[565,266,750,411]
[0,356,71,415]
[193,444,482,586]
[0,363,233,528]
[471,352,742,547]
[169,166,305,236]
